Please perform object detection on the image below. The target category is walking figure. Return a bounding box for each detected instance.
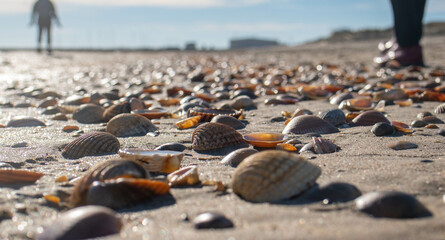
[30,0,61,54]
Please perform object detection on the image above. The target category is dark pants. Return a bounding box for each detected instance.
[390,0,426,47]
[38,16,52,51]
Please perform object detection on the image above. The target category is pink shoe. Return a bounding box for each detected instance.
[374,44,424,67]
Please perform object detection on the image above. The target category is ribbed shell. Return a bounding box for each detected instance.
[312,137,340,154]
[435,103,445,114]
[282,115,339,135]
[106,113,158,137]
[192,122,248,152]
[187,107,242,122]
[232,150,321,202]
[103,101,131,121]
[73,104,105,124]
[318,109,346,126]
[352,110,390,126]
[62,132,120,159]
[211,115,245,129]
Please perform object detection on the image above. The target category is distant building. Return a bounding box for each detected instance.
[184,42,197,51]
[229,38,279,50]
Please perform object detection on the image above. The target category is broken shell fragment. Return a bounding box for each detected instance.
[118,149,184,173]
[175,116,201,130]
[312,137,340,154]
[62,132,120,159]
[167,165,200,187]
[243,132,288,148]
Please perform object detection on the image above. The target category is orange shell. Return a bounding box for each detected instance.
[0,169,44,184]
[243,132,288,148]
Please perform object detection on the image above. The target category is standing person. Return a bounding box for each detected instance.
[30,0,61,54]
[374,0,426,66]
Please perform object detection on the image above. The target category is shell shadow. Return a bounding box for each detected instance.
[117,193,176,213]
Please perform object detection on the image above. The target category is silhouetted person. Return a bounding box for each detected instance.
[375,0,426,66]
[30,0,61,54]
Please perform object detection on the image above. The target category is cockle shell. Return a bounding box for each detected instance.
[220,148,258,167]
[103,101,131,121]
[339,98,375,111]
[72,104,105,124]
[232,150,321,203]
[229,95,256,110]
[435,103,445,114]
[318,109,346,126]
[118,149,184,173]
[351,110,390,126]
[6,116,46,128]
[106,113,158,137]
[167,165,200,187]
[0,169,44,185]
[191,122,248,153]
[187,107,243,122]
[211,115,245,129]
[282,115,339,135]
[62,132,120,159]
[175,116,201,129]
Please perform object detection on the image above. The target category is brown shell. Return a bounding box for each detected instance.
[220,148,258,167]
[187,107,242,122]
[387,141,418,150]
[6,117,46,128]
[435,103,445,114]
[229,96,256,110]
[210,115,245,129]
[106,113,158,137]
[312,137,340,154]
[71,159,149,207]
[103,101,132,122]
[421,116,444,124]
[231,150,321,202]
[352,110,390,126]
[282,115,339,135]
[167,165,200,187]
[0,169,44,185]
[62,132,120,159]
[73,104,105,124]
[192,122,248,152]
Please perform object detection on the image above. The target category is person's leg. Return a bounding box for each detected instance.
[37,25,43,52]
[47,25,52,53]
[390,0,426,47]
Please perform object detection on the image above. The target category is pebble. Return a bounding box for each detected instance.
[193,212,234,229]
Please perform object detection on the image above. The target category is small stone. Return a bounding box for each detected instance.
[193,212,234,229]
[371,122,395,136]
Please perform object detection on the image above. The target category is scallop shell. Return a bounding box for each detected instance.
[118,149,184,173]
[351,110,390,126]
[220,148,258,167]
[62,132,120,159]
[211,115,245,129]
[355,191,431,218]
[191,122,248,153]
[167,165,200,187]
[435,103,445,114]
[187,107,243,122]
[106,113,158,137]
[0,169,44,185]
[6,117,46,128]
[318,109,346,126]
[86,178,170,209]
[103,101,131,121]
[232,150,321,203]
[73,104,105,124]
[282,115,339,135]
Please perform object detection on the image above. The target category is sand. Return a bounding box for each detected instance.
[0,36,444,240]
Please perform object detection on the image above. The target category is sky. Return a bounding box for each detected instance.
[0,0,444,50]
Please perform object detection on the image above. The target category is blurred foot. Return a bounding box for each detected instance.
[378,38,397,54]
[374,44,424,67]
[37,47,42,53]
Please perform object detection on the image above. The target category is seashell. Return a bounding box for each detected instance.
[58,105,79,114]
[86,178,170,209]
[131,108,168,119]
[167,165,200,187]
[298,85,330,100]
[62,125,80,133]
[371,122,395,136]
[373,88,408,102]
[37,206,122,240]
[264,98,287,106]
[6,116,46,128]
[175,116,201,129]
[411,120,428,128]
[374,100,386,112]
[329,92,354,105]
[417,111,433,119]
[339,98,375,111]
[297,182,362,204]
[37,97,58,108]
[34,91,62,99]
[438,129,445,136]
[312,137,340,154]
[232,150,321,203]
[229,95,256,110]
[73,104,105,124]
[421,116,444,124]
[231,89,257,99]
[71,159,149,206]
[0,169,44,185]
[118,149,184,173]
[193,212,234,229]
[64,95,90,105]
[187,107,243,122]
[355,191,431,218]
[102,101,131,121]
[52,113,68,121]
[394,99,413,107]
[221,148,259,167]
[387,141,418,150]
[435,103,445,114]
[157,98,180,106]
[391,121,413,133]
[41,106,62,115]
[351,110,390,126]
[194,92,217,102]
[276,143,297,152]
[283,115,339,135]
[345,112,360,123]
[243,132,288,148]
[192,122,248,153]
[211,115,245,129]
[62,132,120,159]
[425,124,439,129]
[276,94,300,104]
[129,97,146,111]
[106,113,158,137]
[155,143,187,152]
[299,142,314,153]
[318,109,346,126]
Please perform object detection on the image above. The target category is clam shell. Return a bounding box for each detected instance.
[282,115,339,135]
[435,103,445,114]
[339,98,375,111]
[106,113,158,137]
[118,149,184,173]
[352,110,390,126]
[229,95,256,110]
[62,132,120,159]
[86,178,170,209]
[355,191,431,218]
[155,143,187,152]
[232,150,321,202]
[371,122,395,136]
[329,92,354,105]
[73,104,105,124]
[37,206,122,240]
[103,101,131,121]
[387,141,418,150]
[421,116,444,124]
[6,117,46,128]
[220,148,258,167]
[193,212,234,229]
[417,111,433,119]
[373,88,408,102]
[318,109,346,126]
[192,122,248,153]
[167,165,200,187]
[211,115,245,129]
[0,169,44,185]
[297,182,361,204]
[411,120,428,128]
[37,97,58,108]
[187,107,242,122]
[243,132,288,148]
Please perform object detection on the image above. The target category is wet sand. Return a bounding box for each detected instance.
[0,36,444,239]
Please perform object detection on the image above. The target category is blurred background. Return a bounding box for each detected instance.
[1,0,445,50]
